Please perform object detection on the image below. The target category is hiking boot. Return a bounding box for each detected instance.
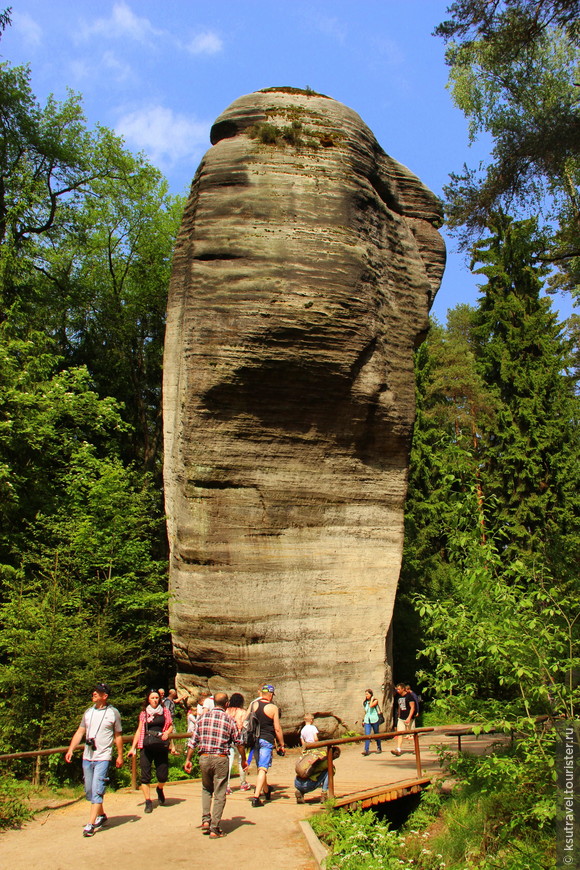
[83,824,95,837]
[144,799,153,813]
[295,789,305,804]
[251,797,263,807]
[263,785,272,801]
[93,814,107,828]
[156,786,166,805]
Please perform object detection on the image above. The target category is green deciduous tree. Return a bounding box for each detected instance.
[0,56,179,766]
[436,0,580,297]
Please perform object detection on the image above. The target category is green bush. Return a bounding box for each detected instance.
[0,776,33,829]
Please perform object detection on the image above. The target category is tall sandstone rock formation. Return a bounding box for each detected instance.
[163,88,445,735]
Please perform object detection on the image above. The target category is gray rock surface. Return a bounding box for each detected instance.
[163,88,445,734]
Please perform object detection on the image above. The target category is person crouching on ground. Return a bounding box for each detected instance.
[184,691,247,839]
[65,682,123,838]
[127,689,173,812]
[294,746,340,804]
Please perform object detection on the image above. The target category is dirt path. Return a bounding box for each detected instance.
[0,729,504,870]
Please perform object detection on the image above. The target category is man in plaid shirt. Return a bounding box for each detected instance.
[184,691,246,838]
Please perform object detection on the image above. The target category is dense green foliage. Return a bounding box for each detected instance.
[394,219,579,866]
[0,52,184,772]
[435,0,580,298]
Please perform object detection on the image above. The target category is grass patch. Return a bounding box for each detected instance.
[259,85,331,98]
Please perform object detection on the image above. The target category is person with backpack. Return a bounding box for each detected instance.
[245,683,285,807]
[391,683,417,757]
[294,746,340,804]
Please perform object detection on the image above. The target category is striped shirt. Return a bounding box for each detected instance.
[187,707,241,755]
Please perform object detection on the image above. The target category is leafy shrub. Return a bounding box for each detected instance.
[0,776,33,829]
[311,808,401,869]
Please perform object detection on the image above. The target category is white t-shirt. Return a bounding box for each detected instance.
[300,723,319,744]
[81,705,122,762]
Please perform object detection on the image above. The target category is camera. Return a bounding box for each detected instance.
[85,737,97,750]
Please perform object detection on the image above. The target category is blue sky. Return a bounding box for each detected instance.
[1,0,572,321]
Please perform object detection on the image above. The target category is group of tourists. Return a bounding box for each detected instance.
[65,679,420,839]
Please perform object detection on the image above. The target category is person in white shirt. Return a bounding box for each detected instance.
[300,713,319,746]
[65,682,123,837]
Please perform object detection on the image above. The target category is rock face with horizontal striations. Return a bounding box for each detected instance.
[163,88,445,735]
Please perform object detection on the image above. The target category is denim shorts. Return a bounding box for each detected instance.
[255,738,274,770]
[82,759,110,804]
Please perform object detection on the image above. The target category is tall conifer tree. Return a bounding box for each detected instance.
[470,216,580,580]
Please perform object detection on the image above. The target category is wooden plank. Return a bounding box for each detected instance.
[333,776,431,809]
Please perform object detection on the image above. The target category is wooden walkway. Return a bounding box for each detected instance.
[333,775,432,810]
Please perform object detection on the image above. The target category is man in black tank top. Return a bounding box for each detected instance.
[250,684,285,807]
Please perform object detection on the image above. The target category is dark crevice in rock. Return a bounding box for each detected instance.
[369,170,403,215]
[193,252,245,262]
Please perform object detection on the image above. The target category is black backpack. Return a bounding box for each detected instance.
[240,703,261,749]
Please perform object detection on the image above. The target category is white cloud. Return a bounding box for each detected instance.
[115,105,211,167]
[80,1,163,44]
[11,11,42,47]
[187,30,223,55]
[102,50,135,83]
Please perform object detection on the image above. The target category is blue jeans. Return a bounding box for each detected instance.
[294,770,329,794]
[82,759,110,803]
[255,738,274,770]
[364,721,382,753]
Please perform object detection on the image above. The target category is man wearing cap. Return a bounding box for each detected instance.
[65,683,123,837]
[249,683,285,808]
[184,691,247,838]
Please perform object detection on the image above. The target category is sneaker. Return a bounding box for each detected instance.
[251,797,263,807]
[240,782,252,791]
[225,786,232,795]
[93,814,107,829]
[83,824,95,837]
[391,749,402,756]
[295,789,305,805]
[361,751,370,756]
[144,799,153,813]
[156,786,166,805]
[376,749,383,754]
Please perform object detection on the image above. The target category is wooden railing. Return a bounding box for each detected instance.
[0,728,435,797]
[307,727,434,799]
[0,732,194,790]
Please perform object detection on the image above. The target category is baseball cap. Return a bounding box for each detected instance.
[94,682,111,695]
[261,683,275,693]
